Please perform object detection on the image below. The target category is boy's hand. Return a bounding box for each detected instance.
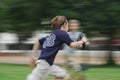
[81,36,87,43]
[29,56,37,68]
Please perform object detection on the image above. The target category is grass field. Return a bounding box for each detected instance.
[0,63,120,80]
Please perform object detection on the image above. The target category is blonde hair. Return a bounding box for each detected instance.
[50,16,67,29]
[69,20,80,25]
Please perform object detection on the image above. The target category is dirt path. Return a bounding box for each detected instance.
[0,56,30,64]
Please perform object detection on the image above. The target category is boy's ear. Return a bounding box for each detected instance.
[63,23,66,28]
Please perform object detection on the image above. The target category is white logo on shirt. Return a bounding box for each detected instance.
[43,34,56,48]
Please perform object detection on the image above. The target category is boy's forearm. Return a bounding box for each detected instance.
[70,40,84,48]
[32,40,40,58]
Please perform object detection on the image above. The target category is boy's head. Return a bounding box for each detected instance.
[50,16,68,31]
[69,20,80,31]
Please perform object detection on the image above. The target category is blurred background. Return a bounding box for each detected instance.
[0,0,120,80]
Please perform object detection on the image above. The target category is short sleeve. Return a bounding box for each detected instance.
[80,32,88,39]
[77,32,86,41]
[57,31,73,46]
[39,37,47,46]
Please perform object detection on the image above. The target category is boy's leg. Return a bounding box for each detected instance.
[50,65,70,80]
[26,60,51,80]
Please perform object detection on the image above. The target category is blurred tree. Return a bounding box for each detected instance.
[75,0,120,65]
[0,0,79,49]
[0,0,80,43]
[0,0,120,50]
[0,0,10,32]
[76,0,120,38]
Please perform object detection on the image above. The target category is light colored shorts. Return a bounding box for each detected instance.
[27,60,67,80]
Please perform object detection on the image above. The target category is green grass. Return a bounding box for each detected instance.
[0,63,31,80]
[0,63,120,80]
[86,68,120,80]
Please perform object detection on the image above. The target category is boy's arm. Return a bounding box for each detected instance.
[32,40,40,58]
[70,36,87,48]
[32,36,47,58]
[30,39,40,68]
[30,37,47,68]
[58,32,87,48]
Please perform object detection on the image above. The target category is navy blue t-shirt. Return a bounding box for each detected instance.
[38,29,73,65]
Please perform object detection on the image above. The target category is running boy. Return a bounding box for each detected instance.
[27,16,87,80]
[63,20,89,71]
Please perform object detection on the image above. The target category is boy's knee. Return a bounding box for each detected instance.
[26,73,40,80]
[26,74,34,80]
[64,74,70,80]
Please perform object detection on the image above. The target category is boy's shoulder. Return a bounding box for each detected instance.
[54,29,67,36]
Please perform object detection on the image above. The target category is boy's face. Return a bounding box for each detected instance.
[69,23,79,31]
